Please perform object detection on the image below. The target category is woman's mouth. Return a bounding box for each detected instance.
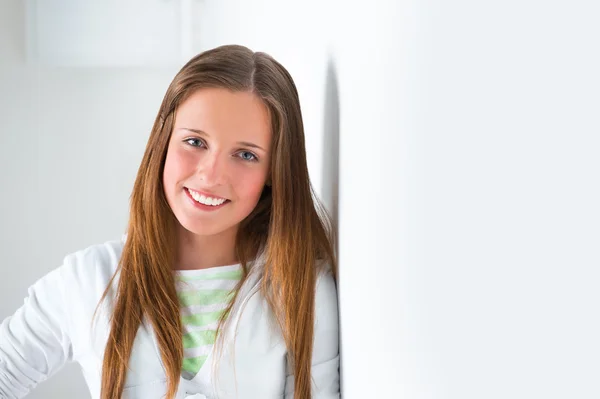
[184,187,230,210]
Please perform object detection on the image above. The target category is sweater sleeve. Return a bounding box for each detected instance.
[0,259,74,399]
[284,268,341,399]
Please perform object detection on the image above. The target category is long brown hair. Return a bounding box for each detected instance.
[95,44,336,399]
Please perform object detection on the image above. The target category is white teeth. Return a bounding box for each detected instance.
[188,189,226,206]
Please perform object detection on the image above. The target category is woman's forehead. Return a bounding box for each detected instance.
[174,88,272,144]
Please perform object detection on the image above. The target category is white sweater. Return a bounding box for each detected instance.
[0,238,340,399]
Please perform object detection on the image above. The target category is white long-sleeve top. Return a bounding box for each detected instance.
[0,238,340,399]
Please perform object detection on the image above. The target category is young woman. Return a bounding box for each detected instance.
[0,45,339,399]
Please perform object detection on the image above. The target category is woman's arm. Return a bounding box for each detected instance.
[0,261,73,398]
[285,268,340,398]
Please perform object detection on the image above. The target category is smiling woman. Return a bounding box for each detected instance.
[0,45,339,399]
[163,88,272,255]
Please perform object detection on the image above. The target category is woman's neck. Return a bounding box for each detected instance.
[174,225,238,270]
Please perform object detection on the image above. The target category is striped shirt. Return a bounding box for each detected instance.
[174,263,243,380]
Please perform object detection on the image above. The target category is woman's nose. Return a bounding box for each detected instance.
[197,152,226,186]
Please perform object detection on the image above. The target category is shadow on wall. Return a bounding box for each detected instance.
[321,58,340,249]
[320,56,342,396]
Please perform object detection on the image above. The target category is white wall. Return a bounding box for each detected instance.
[2,0,599,398]
[0,1,178,398]
[333,1,600,398]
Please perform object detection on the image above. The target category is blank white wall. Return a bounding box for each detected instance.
[0,1,178,397]
[332,1,600,398]
[25,0,184,67]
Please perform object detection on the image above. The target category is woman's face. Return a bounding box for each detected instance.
[163,87,272,238]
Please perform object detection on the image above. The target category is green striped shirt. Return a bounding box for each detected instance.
[174,263,243,380]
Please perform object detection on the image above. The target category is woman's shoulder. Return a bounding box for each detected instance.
[58,235,126,289]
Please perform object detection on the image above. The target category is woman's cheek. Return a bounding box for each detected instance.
[237,169,268,201]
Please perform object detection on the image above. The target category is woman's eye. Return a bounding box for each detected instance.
[185,138,205,147]
[237,151,258,162]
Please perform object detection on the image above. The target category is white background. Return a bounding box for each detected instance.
[1,0,599,398]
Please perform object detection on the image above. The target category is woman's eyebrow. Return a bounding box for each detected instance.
[180,128,265,152]
[237,141,265,152]
[180,128,208,136]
